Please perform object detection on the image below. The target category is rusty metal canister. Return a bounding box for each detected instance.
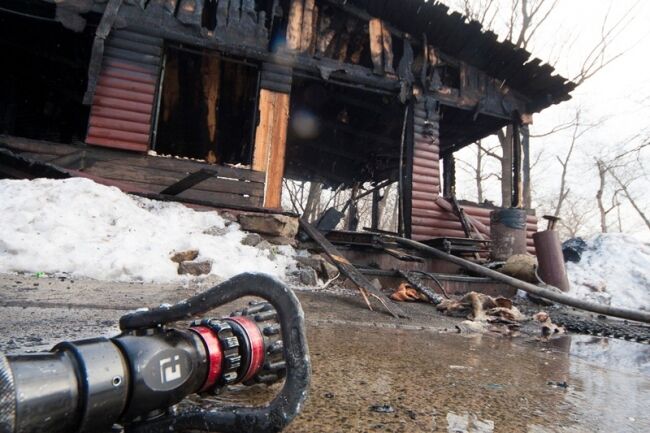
[533,230,570,292]
[490,208,528,261]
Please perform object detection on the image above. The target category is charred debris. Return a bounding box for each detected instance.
[0,0,578,309]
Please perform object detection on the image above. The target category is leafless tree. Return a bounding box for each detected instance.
[557,195,595,238]
[552,110,600,217]
[456,140,500,203]
[594,140,649,232]
[454,0,637,209]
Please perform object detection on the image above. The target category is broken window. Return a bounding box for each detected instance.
[155,46,260,165]
[0,7,94,143]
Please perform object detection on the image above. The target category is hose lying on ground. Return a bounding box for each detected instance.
[394,237,650,324]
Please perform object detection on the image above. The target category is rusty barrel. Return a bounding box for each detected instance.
[533,230,570,292]
[490,208,528,261]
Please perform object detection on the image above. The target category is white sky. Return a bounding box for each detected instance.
[444,0,650,236]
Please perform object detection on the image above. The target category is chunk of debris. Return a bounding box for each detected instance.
[321,259,339,280]
[203,226,229,236]
[171,250,199,263]
[390,282,428,302]
[499,254,538,283]
[297,267,318,286]
[456,320,488,334]
[370,404,395,414]
[533,311,565,340]
[177,261,212,276]
[218,211,238,224]
[295,255,339,281]
[241,233,263,247]
[437,292,524,325]
[238,214,299,238]
[266,236,298,247]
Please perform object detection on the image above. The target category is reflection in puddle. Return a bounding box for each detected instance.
[187,325,650,432]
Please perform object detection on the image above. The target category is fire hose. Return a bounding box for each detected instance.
[0,273,311,433]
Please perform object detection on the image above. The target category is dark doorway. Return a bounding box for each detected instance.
[155,47,259,165]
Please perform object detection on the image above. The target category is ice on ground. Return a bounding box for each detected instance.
[566,233,650,311]
[0,178,296,282]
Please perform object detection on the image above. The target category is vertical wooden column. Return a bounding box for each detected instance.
[512,121,523,208]
[521,114,533,209]
[442,153,456,198]
[253,63,293,209]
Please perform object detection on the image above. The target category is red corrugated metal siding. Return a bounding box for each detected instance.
[86,30,163,152]
[412,199,538,255]
[410,100,442,237]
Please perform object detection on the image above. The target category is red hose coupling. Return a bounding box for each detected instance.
[190,326,223,392]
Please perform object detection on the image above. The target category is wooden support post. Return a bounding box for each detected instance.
[371,188,380,230]
[253,89,291,209]
[442,153,456,198]
[512,121,523,208]
[522,124,531,209]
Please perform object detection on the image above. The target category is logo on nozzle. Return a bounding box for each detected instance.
[159,355,182,383]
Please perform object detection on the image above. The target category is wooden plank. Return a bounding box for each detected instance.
[369,18,384,75]
[286,0,304,51]
[263,92,290,208]
[300,0,316,52]
[299,219,407,319]
[0,136,266,183]
[86,161,265,197]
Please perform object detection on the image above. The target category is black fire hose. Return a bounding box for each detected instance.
[0,273,311,433]
[396,237,650,324]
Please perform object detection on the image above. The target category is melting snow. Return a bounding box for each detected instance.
[566,233,650,311]
[0,178,296,282]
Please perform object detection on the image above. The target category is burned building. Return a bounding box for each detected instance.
[0,0,574,255]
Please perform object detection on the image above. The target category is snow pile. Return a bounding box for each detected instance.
[0,178,296,282]
[566,233,650,311]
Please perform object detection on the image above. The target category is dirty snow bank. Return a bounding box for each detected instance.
[0,178,296,282]
[566,233,650,311]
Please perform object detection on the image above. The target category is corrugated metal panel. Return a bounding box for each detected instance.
[410,99,441,238]
[86,29,163,152]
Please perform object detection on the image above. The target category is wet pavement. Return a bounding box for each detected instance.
[206,325,650,433]
[1,274,649,432]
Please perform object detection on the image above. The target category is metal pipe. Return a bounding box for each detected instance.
[394,237,650,324]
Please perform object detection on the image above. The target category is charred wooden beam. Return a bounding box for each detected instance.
[512,120,523,208]
[442,154,456,198]
[299,218,407,319]
[83,0,124,105]
[159,168,218,196]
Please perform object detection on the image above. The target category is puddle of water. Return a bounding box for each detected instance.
[189,325,650,432]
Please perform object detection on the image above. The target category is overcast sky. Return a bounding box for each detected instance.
[445,0,650,236]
